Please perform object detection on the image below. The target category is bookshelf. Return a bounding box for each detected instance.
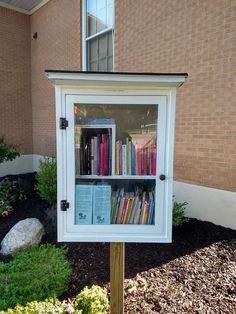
[47,71,187,243]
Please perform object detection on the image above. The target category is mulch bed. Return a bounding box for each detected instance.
[0,173,235,313]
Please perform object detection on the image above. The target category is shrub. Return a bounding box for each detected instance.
[74,285,109,314]
[35,158,57,205]
[0,177,25,216]
[0,299,66,314]
[0,285,109,314]
[0,138,20,164]
[173,200,189,227]
[0,245,71,311]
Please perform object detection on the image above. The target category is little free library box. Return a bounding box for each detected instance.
[46,71,187,243]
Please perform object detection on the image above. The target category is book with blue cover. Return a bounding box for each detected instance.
[93,185,111,224]
[75,185,93,224]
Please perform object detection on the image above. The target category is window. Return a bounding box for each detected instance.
[82,0,114,72]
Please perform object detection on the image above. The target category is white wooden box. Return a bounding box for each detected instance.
[46,71,187,243]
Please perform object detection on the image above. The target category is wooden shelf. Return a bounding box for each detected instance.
[76,175,156,180]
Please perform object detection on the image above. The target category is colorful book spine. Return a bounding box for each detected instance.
[111,189,155,225]
[122,144,127,175]
[119,141,122,175]
[114,138,157,177]
[151,143,156,175]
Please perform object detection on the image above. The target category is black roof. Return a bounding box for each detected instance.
[45,70,188,76]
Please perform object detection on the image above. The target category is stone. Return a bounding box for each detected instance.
[0,218,45,255]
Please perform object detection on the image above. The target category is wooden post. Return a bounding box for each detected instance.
[110,242,125,314]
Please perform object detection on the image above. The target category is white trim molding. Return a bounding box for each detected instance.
[0,154,43,177]
[174,181,236,230]
[0,0,50,15]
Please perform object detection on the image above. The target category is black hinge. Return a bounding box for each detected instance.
[60,200,69,211]
[60,117,68,129]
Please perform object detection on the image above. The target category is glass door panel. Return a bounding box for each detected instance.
[73,103,158,226]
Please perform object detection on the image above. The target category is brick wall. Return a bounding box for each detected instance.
[2,0,235,192]
[30,0,81,156]
[115,0,236,192]
[0,7,32,154]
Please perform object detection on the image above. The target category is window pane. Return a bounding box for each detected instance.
[88,37,98,62]
[98,58,107,72]
[98,34,108,58]
[107,2,114,28]
[90,61,98,71]
[87,31,113,72]
[108,56,113,72]
[108,31,113,56]
[87,0,114,37]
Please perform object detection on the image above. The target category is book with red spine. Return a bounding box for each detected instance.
[143,147,147,175]
[151,143,156,175]
[137,146,142,175]
[120,196,129,224]
[101,134,106,176]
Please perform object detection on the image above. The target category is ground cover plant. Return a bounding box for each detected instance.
[0,244,71,311]
[74,285,109,314]
[0,177,25,217]
[0,285,109,314]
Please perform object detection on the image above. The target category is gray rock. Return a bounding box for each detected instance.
[0,218,45,255]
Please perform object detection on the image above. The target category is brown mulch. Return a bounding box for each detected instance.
[0,173,236,313]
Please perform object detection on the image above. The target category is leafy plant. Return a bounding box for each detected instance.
[173,200,189,227]
[0,285,109,314]
[0,244,71,311]
[0,138,20,164]
[35,158,57,205]
[0,177,25,216]
[0,299,67,314]
[74,285,109,314]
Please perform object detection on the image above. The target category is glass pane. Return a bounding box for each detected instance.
[90,61,98,71]
[98,58,107,71]
[97,7,106,33]
[108,31,113,56]
[87,0,114,37]
[107,56,113,72]
[74,103,158,225]
[87,32,113,72]
[107,2,114,28]
[88,38,98,62]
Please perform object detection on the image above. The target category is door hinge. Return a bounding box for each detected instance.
[59,117,68,129]
[60,200,69,211]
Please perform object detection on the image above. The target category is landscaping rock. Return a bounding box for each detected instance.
[0,218,44,255]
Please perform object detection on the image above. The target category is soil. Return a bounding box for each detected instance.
[0,173,236,313]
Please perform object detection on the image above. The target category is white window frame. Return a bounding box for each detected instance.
[82,0,114,71]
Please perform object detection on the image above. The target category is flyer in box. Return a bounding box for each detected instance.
[93,185,111,224]
[75,185,93,224]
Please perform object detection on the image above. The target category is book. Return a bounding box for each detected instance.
[122,145,127,175]
[111,188,155,225]
[93,185,111,224]
[75,185,93,225]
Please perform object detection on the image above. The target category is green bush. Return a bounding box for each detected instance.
[0,138,20,164]
[173,200,189,226]
[0,299,67,314]
[35,158,57,205]
[74,285,109,314]
[0,285,109,314]
[0,245,71,311]
[0,177,25,216]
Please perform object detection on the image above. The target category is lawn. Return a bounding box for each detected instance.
[0,173,235,313]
